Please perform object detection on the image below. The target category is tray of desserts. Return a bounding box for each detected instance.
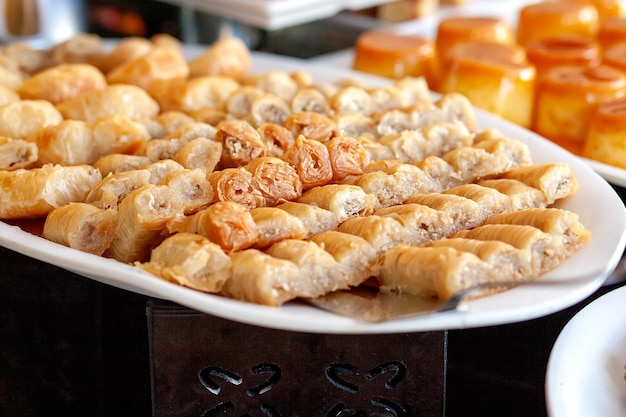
[0,34,625,334]
[312,0,626,187]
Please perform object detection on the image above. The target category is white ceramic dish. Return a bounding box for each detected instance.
[546,285,626,417]
[1,51,625,334]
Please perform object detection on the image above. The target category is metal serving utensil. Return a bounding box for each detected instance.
[306,277,594,323]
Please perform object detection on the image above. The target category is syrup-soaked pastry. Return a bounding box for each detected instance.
[443,183,513,220]
[208,167,265,209]
[173,137,222,173]
[442,140,524,183]
[244,156,303,206]
[49,33,105,66]
[338,214,406,254]
[189,108,227,126]
[452,224,558,276]
[308,230,378,288]
[137,232,232,293]
[141,159,184,184]
[369,85,413,113]
[470,133,532,170]
[498,162,579,204]
[244,70,299,103]
[325,135,370,182]
[220,249,301,306]
[215,119,266,168]
[249,93,292,127]
[330,86,375,116]
[376,244,492,299]
[168,201,259,252]
[163,121,218,142]
[250,207,308,249]
[43,202,117,255]
[1,41,49,75]
[334,113,377,139]
[0,164,102,219]
[283,111,337,143]
[583,98,626,168]
[157,168,214,216]
[149,75,240,113]
[226,85,265,119]
[297,183,376,223]
[27,119,94,166]
[477,178,547,210]
[0,62,24,90]
[0,100,63,139]
[525,36,600,78]
[85,169,152,211]
[376,108,413,137]
[416,155,464,191]
[291,87,331,114]
[92,154,152,176]
[392,77,433,108]
[598,16,626,49]
[189,35,251,80]
[405,193,480,235]
[256,123,295,157]
[0,85,20,107]
[91,114,151,159]
[0,137,38,170]
[17,63,107,105]
[407,93,477,131]
[57,84,160,122]
[357,136,395,162]
[483,208,591,251]
[280,135,333,190]
[374,203,453,245]
[106,184,185,263]
[275,201,339,238]
[141,122,217,161]
[352,163,440,209]
[95,36,153,74]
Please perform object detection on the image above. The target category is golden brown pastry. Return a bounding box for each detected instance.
[256,123,295,157]
[95,36,153,74]
[250,207,308,249]
[49,33,105,66]
[249,93,292,127]
[283,111,337,143]
[477,178,548,210]
[154,111,195,135]
[208,167,265,209]
[280,134,333,190]
[189,36,251,80]
[173,137,222,173]
[0,164,102,219]
[291,87,331,114]
[498,162,579,204]
[106,46,189,91]
[105,184,184,263]
[374,202,452,244]
[338,214,406,253]
[140,122,217,162]
[91,114,151,159]
[0,100,63,139]
[18,63,107,104]
[404,193,480,236]
[57,84,160,122]
[0,136,38,170]
[149,75,240,113]
[157,168,214,215]
[43,202,117,255]
[274,201,339,238]
[137,232,232,293]
[334,113,376,139]
[141,159,185,184]
[297,184,376,223]
[330,85,374,116]
[226,85,265,119]
[244,70,299,103]
[525,36,600,78]
[443,183,513,220]
[244,156,303,206]
[324,135,370,182]
[85,169,152,211]
[216,119,266,168]
[27,119,93,166]
[92,154,152,176]
[168,201,259,252]
[583,98,626,168]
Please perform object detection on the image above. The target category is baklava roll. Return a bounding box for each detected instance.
[250,207,308,249]
[405,193,480,235]
[256,123,295,157]
[324,135,370,182]
[416,155,464,191]
[149,75,239,113]
[275,201,339,237]
[357,136,395,162]
[0,100,63,139]
[297,184,376,223]
[226,85,265,119]
[283,111,337,143]
[188,36,251,80]
[375,245,492,299]
[0,164,102,219]
[157,168,214,215]
[477,178,547,210]
[106,184,184,263]
[220,249,301,306]
[443,183,513,220]
[208,167,265,209]
[280,135,333,190]
[86,169,152,211]
[330,85,375,116]
[334,113,376,139]
[498,163,579,204]
[244,156,303,206]
[137,232,232,293]
[90,114,151,158]
[93,154,152,176]
[309,230,378,289]
[169,201,259,252]
[43,202,118,256]
[374,203,453,244]
[28,119,94,166]
[249,93,292,127]
[173,137,222,173]
[291,87,331,114]
[215,119,266,168]
[244,70,299,103]
[338,215,406,253]
[0,137,37,170]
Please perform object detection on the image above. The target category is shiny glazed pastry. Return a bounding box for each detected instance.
[517,1,600,46]
[353,31,439,88]
[533,64,626,154]
[598,16,626,49]
[583,98,626,167]
[525,36,601,76]
[439,41,536,128]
